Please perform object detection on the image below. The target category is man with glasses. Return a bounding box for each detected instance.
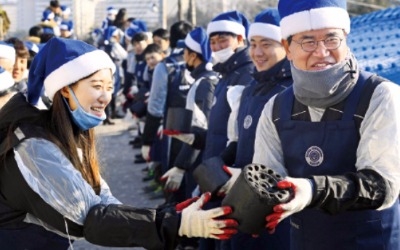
[253,0,400,249]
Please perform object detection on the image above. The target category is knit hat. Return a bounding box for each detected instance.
[125,20,148,41]
[207,10,250,39]
[248,8,282,43]
[107,6,118,15]
[42,9,55,21]
[61,5,71,16]
[27,37,115,105]
[278,0,350,39]
[0,41,16,64]
[103,25,124,45]
[185,27,213,70]
[60,20,74,32]
[0,67,14,93]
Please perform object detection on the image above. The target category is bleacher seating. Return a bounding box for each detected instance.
[349,6,400,84]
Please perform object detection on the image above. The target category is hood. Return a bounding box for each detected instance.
[0,93,44,136]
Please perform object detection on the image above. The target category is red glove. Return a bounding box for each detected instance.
[163,129,195,145]
[265,177,312,233]
[178,192,238,239]
[176,197,200,212]
[163,129,182,136]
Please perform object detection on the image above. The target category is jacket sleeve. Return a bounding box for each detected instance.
[84,204,180,250]
[309,169,387,214]
[173,143,201,171]
[142,112,162,146]
[147,62,168,117]
[2,138,180,248]
[191,126,207,150]
[195,78,215,120]
[220,141,237,166]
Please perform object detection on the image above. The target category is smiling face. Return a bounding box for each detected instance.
[60,69,114,117]
[283,28,348,71]
[12,56,28,82]
[249,36,286,72]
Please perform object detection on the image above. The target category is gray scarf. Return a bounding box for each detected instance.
[291,52,359,108]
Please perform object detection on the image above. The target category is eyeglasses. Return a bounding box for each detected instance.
[291,36,344,52]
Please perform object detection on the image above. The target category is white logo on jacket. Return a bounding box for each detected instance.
[305,146,324,167]
[243,115,252,129]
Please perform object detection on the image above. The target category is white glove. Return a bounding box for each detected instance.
[160,167,185,192]
[129,85,139,95]
[141,145,150,161]
[172,134,195,145]
[178,192,238,240]
[266,177,313,233]
[218,166,242,196]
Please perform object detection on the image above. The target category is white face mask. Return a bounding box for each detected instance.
[213,47,235,64]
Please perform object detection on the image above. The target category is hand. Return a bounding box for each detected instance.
[179,192,238,239]
[218,166,242,196]
[163,130,195,145]
[176,197,200,212]
[266,177,313,233]
[160,167,185,192]
[141,145,150,162]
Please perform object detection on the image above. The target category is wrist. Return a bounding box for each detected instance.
[308,176,324,208]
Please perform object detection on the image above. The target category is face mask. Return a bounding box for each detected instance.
[63,87,106,130]
[291,52,359,108]
[213,47,235,64]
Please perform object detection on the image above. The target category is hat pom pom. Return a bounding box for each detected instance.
[205,62,213,71]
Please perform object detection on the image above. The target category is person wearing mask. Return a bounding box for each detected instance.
[169,12,255,167]
[253,0,400,249]
[141,21,193,204]
[101,6,118,31]
[162,27,217,197]
[0,37,238,249]
[60,20,75,39]
[185,11,254,250]
[216,8,292,250]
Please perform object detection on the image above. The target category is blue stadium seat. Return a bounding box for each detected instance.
[348,7,400,84]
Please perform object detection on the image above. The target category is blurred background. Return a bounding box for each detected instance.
[1,0,399,41]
